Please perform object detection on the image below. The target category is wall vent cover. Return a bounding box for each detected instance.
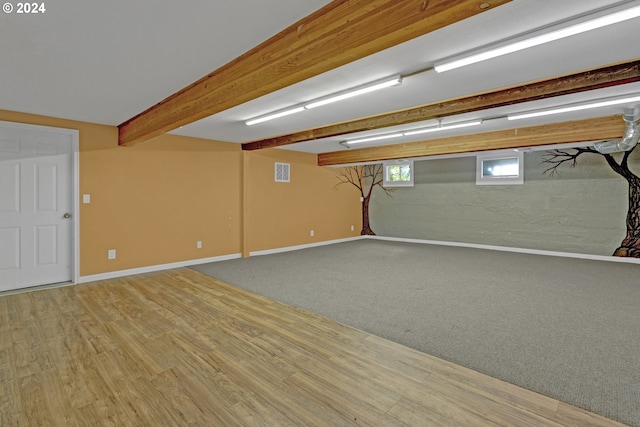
[275,162,290,182]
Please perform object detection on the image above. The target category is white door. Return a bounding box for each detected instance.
[0,122,74,291]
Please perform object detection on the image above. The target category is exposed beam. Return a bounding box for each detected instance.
[244,60,640,151]
[317,116,625,166]
[118,0,511,146]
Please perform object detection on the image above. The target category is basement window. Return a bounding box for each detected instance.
[383,160,414,187]
[476,151,523,185]
[275,162,290,182]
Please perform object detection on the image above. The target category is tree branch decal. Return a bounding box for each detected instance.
[541,144,640,257]
[335,164,394,235]
[541,147,598,176]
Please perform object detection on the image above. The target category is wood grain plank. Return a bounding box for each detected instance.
[0,367,20,427]
[285,370,410,426]
[209,348,342,427]
[555,401,628,427]
[150,368,207,426]
[113,376,188,426]
[17,373,55,427]
[419,351,561,419]
[0,295,10,330]
[74,397,135,427]
[6,292,35,324]
[49,347,103,409]
[318,115,625,165]
[50,285,84,316]
[414,370,569,427]
[12,341,52,379]
[164,365,248,426]
[101,320,167,378]
[37,368,82,427]
[118,0,511,146]
[0,326,11,352]
[246,59,640,151]
[89,349,187,426]
[388,395,500,427]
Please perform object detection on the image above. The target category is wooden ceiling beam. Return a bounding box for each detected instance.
[243,60,640,151]
[317,115,625,166]
[118,0,511,146]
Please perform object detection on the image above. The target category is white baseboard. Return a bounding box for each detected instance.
[76,235,638,285]
[369,235,640,265]
[249,236,364,257]
[78,253,243,284]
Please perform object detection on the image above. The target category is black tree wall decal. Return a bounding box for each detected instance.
[335,165,394,235]
[542,145,640,257]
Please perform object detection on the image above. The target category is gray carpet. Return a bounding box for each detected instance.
[191,239,640,426]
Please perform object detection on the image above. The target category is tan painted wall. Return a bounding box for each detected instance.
[79,136,242,275]
[0,110,361,277]
[0,110,242,276]
[243,149,361,254]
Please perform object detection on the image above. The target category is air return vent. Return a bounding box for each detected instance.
[275,162,290,182]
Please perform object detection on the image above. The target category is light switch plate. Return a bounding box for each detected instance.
[83,194,91,204]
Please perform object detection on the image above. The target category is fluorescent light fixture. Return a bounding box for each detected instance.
[434,1,640,73]
[305,77,402,109]
[507,94,640,121]
[245,107,305,126]
[344,133,404,145]
[403,120,483,136]
[343,119,483,146]
[245,76,402,125]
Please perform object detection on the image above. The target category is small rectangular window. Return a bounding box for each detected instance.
[275,162,290,182]
[383,160,413,187]
[476,151,523,185]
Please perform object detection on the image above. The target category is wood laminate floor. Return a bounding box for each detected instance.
[0,268,626,426]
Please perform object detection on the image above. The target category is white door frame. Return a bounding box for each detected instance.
[0,120,80,285]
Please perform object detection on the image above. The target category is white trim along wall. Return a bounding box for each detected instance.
[78,235,640,285]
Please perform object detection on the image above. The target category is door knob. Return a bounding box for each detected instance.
[63,213,72,219]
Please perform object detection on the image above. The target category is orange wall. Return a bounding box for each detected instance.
[79,135,242,275]
[0,110,242,276]
[0,110,360,276]
[244,149,361,254]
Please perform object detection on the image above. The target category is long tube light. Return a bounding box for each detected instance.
[345,133,405,145]
[404,120,483,136]
[245,76,402,126]
[343,119,483,145]
[507,94,640,121]
[305,77,402,109]
[434,0,640,73]
[341,92,640,146]
[245,107,306,126]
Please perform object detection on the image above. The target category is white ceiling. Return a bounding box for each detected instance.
[2,0,640,155]
[0,0,331,124]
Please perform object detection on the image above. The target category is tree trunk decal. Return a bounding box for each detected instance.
[335,164,394,235]
[542,145,640,257]
[614,175,640,257]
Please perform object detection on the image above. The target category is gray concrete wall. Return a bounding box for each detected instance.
[370,150,637,256]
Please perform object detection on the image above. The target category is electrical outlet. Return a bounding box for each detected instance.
[82,194,91,204]
[310,230,314,237]
[350,225,355,231]
[108,249,116,260]
[196,240,202,249]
